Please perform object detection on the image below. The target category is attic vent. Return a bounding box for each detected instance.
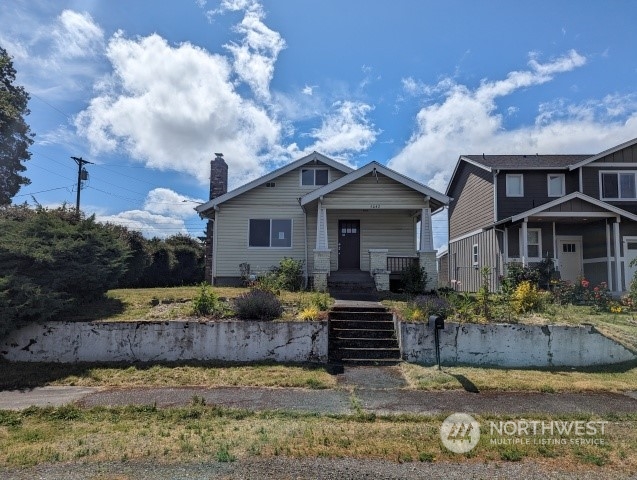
[265,182,276,188]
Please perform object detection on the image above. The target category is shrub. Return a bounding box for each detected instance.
[501,263,540,291]
[253,271,282,295]
[412,295,453,319]
[234,289,283,321]
[308,292,331,311]
[401,261,428,295]
[512,281,541,313]
[272,257,304,291]
[192,283,223,317]
[299,306,320,321]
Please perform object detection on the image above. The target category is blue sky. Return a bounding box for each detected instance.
[2,0,636,248]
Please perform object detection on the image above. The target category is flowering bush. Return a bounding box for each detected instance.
[234,289,283,321]
[512,281,541,313]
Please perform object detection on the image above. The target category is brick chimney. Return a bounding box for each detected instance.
[205,153,228,283]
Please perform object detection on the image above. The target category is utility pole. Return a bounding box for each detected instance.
[71,156,93,216]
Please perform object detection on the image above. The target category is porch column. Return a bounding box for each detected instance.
[613,219,622,292]
[521,219,528,267]
[606,221,613,291]
[418,201,437,290]
[313,202,331,292]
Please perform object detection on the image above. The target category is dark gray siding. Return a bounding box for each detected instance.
[582,166,637,215]
[448,229,503,292]
[497,170,579,220]
[544,198,607,213]
[594,143,637,163]
[448,162,494,239]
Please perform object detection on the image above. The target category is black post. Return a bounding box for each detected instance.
[71,156,93,216]
[430,314,445,370]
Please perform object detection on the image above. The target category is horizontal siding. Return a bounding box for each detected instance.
[448,229,502,292]
[322,173,426,208]
[448,163,493,239]
[497,170,579,220]
[215,163,346,278]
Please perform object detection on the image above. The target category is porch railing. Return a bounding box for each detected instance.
[387,256,419,273]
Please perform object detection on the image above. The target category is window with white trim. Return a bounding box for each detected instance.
[472,244,479,266]
[547,174,565,197]
[526,228,541,259]
[506,174,524,197]
[301,168,329,186]
[601,171,637,200]
[249,219,292,247]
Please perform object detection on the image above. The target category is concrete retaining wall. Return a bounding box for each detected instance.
[1,320,328,363]
[400,321,636,368]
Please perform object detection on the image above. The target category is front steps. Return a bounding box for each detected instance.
[328,270,379,301]
[328,305,401,365]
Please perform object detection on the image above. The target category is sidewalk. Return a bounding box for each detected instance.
[1,366,637,415]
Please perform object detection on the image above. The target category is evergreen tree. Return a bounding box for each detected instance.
[0,46,33,205]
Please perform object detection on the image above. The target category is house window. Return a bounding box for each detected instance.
[547,174,565,197]
[506,174,524,197]
[526,229,541,259]
[249,219,292,248]
[601,172,637,200]
[301,168,329,186]
[472,244,479,266]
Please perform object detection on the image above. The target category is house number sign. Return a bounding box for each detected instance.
[370,204,381,209]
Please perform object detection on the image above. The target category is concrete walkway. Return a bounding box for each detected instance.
[1,366,637,415]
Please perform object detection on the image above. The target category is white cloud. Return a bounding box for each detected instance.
[97,209,189,239]
[96,187,205,239]
[302,85,316,96]
[75,32,281,187]
[52,10,104,59]
[224,7,286,100]
[143,188,205,217]
[388,50,637,186]
[302,101,380,160]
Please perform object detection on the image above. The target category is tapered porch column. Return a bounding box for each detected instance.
[521,219,528,267]
[613,219,622,292]
[418,200,437,290]
[313,202,331,292]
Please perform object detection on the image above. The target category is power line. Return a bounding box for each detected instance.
[13,185,75,197]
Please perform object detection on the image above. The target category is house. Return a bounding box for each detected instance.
[445,137,637,294]
[196,152,449,291]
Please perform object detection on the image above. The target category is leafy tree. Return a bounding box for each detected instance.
[0,46,33,205]
[0,205,129,337]
[166,234,205,285]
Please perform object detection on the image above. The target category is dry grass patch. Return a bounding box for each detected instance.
[0,361,337,390]
[0,406,635,474]
[401,362,637,392]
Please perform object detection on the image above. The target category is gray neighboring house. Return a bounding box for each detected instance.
[445,137,637,293]
[196,152,449,291]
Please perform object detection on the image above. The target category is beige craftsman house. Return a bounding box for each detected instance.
[196,152,449,291]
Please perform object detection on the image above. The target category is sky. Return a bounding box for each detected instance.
[2,0,637,249]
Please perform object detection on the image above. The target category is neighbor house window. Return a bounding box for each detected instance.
[506,174,524,197]
[601,171,637,200]
[249,219,292,247]
[525,228,541,259]
[547,174,565,197]
[301,168,329,186]
[472,244,479,266]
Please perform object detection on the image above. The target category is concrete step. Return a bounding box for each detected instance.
[329,311,393,321]
[332,337,399,349]
[338,358,402,366]
[331,327,396,339]
[331,306,388,313]
[331,347,401,360]
[329,319,394,330]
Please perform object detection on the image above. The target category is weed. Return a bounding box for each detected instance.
[216,444,236,462]
[192,282,223,317]
[418,451,435,462]
[500,447,525,461]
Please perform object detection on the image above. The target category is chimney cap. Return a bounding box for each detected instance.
[214,152,224,157]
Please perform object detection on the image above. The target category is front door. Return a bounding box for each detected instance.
[557,237,583,282]
[623,237,637,290]
[338,220,360,270]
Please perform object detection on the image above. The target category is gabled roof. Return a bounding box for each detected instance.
[196,152,353,215]
[461,154,590,170]
[300,161,450,210]
[508,192,637,223]
[568,137,637,170]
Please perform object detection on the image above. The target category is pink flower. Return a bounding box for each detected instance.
[581,279,590,288]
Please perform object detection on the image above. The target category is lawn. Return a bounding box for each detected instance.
[0,405,635,472]
[63,286,331,323]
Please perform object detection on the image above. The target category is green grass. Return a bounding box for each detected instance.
[401,361,637,392]
[61,287,332,322]
[0,406,635,472]
[0,361,337,390]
